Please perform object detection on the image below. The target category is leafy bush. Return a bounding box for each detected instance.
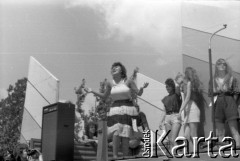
[0,78,27,155]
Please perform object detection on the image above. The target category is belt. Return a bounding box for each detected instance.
[166,111,179,115]
[214,92,234,97]
[111,100,133,107]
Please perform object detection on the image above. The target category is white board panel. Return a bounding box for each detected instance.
[20,56,59,142]
[136,73,167,131]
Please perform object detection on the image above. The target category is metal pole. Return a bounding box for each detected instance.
[208,24,227,137]
[208,48,216,137]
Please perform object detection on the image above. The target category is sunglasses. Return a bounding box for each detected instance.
[216,62,226,66]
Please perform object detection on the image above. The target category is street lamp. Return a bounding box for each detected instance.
[208,24,227,137]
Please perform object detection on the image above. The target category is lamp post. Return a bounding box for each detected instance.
[208,24,227,137]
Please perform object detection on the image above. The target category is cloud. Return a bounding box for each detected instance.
[156,57,167,66]
[66,0,182,65]
[0,88,8,100]
[0,0,65,5]
[190,0,240,10]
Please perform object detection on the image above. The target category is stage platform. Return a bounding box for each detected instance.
[30,139,240,161]
[75,142,240,161]
[123,150,240,161]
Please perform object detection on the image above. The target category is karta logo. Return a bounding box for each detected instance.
[142,130,239,158]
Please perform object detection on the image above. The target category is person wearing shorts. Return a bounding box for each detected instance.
[209,58,240,146]
[160,78,182,151]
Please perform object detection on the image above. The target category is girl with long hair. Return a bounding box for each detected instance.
[209,58,240,146]
[178,67,205,152]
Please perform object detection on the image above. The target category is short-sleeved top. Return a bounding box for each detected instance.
[162,93,182,113]
[110,79,132,101]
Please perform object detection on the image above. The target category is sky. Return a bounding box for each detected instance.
[0,0,182,105]
[181,1,240,72]
[0,0,239,111]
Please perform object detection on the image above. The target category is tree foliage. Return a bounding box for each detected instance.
[74,78,109,141]
[0,78,27,155]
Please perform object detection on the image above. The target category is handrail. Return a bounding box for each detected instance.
[137,96,165,112]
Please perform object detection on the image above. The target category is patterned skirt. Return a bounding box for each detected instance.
[107,100,138,138]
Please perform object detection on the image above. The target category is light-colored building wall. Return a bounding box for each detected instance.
[182,1,240,137]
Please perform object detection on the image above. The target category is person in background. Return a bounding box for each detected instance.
[82,121,98,151]
[159,78,182,151]
[26,149,43,161]
[209,58,240,146]
[4,149,16,161]
[137,110,150,131]
[83,122,98,141]
[175,73,184,97]
[178,67,205,152]
[174,73,186,136]
[15,144,29,161]
[129,108,150,156]
[84,62,147,159]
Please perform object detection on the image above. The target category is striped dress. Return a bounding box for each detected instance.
[107,79,138,138]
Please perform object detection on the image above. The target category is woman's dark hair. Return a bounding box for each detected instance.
[27,149,38,156]
[165,78,175,91]
[111,62,127,79]
[85,122,97,139]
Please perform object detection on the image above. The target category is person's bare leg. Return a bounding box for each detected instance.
[184,124,191,153]
[189,122,198,153]
[112,131,119,159]
[171,123,181,146]
[216,122,225,142]
[228,120,240,146]
[165,123,172,149]
[171,122,181,155]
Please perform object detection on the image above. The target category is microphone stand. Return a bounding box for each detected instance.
[208,24,227,137]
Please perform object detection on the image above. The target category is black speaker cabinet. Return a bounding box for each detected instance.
[41,102,75,161]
